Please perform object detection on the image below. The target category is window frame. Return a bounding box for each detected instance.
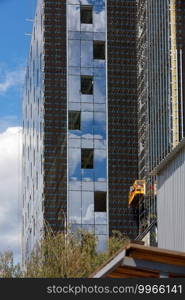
[93,41,105,60]
[80,6,93,24]
[68,111,81,130]
[81,148,94,169]
[94,192,107,212]
[81,76,93,95]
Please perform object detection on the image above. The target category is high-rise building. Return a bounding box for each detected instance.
[22,0,138,263]
[135,0,185,247]
[152,0,185,252]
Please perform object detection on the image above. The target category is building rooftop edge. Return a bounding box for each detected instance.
[89,242,185,278]
[150,137,185,175]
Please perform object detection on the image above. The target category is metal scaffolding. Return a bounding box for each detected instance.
[170,0,179,148]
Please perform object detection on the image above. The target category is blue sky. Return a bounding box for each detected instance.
[0,0,36,130]
[0,0,37,264]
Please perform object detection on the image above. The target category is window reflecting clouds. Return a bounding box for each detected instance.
[69,191,81,223]
[68,75,81,102]
[69,40,81,67]
[82,191,94,224]
[67,0,108,250]
[81,41,93,67]
[68,5,80,31]
[81,112,93,135]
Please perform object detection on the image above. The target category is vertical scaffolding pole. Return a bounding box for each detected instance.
[170,0,179,148]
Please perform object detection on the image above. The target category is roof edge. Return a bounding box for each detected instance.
[151,137,185,175]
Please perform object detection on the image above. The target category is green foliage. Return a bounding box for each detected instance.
[108,230,130,257]
[0,251,22,278]
[0,229,129,278]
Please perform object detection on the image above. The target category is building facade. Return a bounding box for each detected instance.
[22,0,139,263]
[152,0,185,252]
[136,0,185,246]
[156,139,185,252]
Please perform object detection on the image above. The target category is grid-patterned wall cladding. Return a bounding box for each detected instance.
[136,0,185,244]
[107,0,139,239]
[43,0,67,231]
[148,0,185,171]
[137,0,150,235]
[176,0,185,141]
[137,0,147,182]
[137,0,157,241]
[147,0,171,171]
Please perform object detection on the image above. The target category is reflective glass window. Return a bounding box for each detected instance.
[93,41,105,60]
[81,149,94,169]
[94,76,105,98]
[69,191,81,224]
[69,75,81,101]
[81,76,93,94]
[94,8,106,32]
[69,111,81,130]
[69,40,80,67]
[82,191,94,224]
[95,225,107,235]
[80,6,93,24]
[81,112,93,135]
[68,5,80,31]
[69,148,81,179]
[82,224,95,234]
[96,235,107,252]
[82,169,94,181]
[81,41,93,67]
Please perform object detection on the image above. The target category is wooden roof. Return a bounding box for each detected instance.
[90,243,185,278]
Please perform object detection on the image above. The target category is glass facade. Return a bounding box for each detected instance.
[22,0,45,263]
[67,0,108,251]
[22,0,68,264]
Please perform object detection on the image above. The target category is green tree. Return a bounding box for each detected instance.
[0,251,22,278]
[0,229,129,278]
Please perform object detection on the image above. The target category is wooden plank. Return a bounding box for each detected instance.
[169,273,185,278]
[106,266,159,278]
[128,244,185,266]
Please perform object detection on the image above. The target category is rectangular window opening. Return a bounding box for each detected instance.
[81,6,93,24]
[81,76,93,95]
[93,41,105,60]
[81,149,94,169]
[69,111,81,130]
[94,192,107,212]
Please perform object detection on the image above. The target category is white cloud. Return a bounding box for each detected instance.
[69,133,104,140]
[0,127,22,263]
[0,67,25,94]
[70,203,94,224]
[69,147,81,175]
